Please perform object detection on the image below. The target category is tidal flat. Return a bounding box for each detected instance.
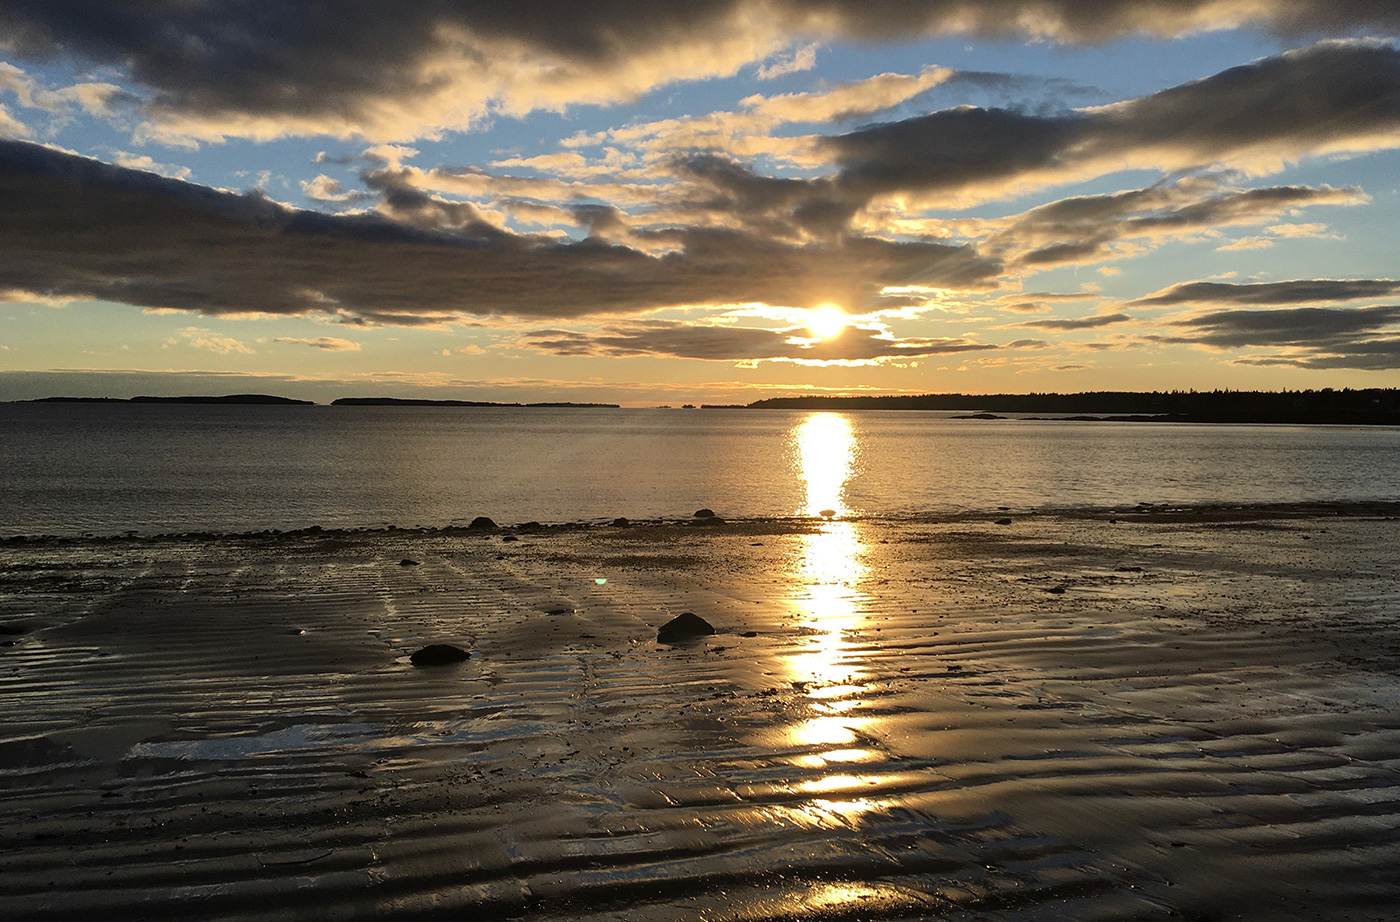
[2,506,1399,921]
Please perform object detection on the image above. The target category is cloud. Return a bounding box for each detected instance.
[1014,312,1133,331]
[0,138,1001,326]
[0,62,129,121]
[756,43,820,80]
[2,3,1396,143]
[0,102,27,137]
[300,174,370,204]
[272,336,362,351]
[1133,279,1400,306]
[521,320,999,364]
[1164,305,1400,347]
[168,327,254,355]
[1156,304,1400,369]
[975,179,1364,269]
[280,43,1391,257]
[741,65,953,122]
[110,151,191,180]
[826,41,1400,207]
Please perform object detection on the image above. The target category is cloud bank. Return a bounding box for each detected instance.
[3,2,1397,142]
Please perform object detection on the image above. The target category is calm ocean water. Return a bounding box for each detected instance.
[2,403,1397,536]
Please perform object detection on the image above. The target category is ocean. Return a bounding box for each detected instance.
[2,402,1398,536]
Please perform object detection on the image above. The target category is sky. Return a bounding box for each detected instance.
[2,1,1399,405]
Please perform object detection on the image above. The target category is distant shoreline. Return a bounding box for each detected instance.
[8,388,1399,425]
[15,395,620,409]
[329,397,621,408]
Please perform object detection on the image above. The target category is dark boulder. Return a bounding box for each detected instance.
[818,508,836,518]
[611,517,630,527]
[693,508,716,518]
[657,612,715,643]
[399,558,420,567]
[468,516,498,530]
[994,518,1013,525]
[409,644,471,666]
[502,535,519,542]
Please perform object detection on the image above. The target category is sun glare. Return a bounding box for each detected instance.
[807,305,848,340]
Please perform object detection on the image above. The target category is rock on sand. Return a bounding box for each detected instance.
[657,612,715,643]
[409,644,471,666]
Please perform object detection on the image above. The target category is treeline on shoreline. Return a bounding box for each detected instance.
[19,395,620,408]
[743,389,1400,425]
[14,389,1400,424]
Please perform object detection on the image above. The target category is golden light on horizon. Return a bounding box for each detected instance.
[807,304,848,340]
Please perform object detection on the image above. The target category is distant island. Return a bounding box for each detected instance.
[744,389,1400,426]
[27,394,314,406]
[330,397,620,408]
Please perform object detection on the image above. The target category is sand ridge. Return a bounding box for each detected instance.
[1,506,1398,920]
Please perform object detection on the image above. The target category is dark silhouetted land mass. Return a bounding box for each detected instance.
[26,394,313,405]
[745,389,1400,425]
[331,397,620,408]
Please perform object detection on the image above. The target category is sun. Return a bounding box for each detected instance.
[807,304,848,340]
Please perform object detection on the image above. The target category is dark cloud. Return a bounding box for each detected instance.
[991,181,1362,269]
[828,41,1400,203]
[522,320,998,362]
[0,139,1000,324]
[1232,340,1400,370]
[1134,279,1400,306]
[1164,305,1400,347]
[1154,304,1400,370]
[1016,313,1133,331]
[621,42,1394,244]
[2,3,1396,140]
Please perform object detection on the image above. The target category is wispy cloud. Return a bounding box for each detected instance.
[521,320,1000,365]
[1133,279,1400,307]
[272,336,362,352]
[167,327,254,355]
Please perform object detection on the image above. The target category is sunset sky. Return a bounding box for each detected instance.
[2,2,1399,405]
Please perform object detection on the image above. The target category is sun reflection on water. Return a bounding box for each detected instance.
[783,412,877,780]
[788,414,868,684]
[796,413,855,519]
[752,415,888,898]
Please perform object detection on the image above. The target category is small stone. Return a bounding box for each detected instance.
[502,535,519,542]
[819,508,836,518]
[409,644,471,666]
[399,558,419,566]
[611,517,630,527]
[693,508,716,518]
[994,518,1013,525]
[657,612,715,643]
[468,516,497,530]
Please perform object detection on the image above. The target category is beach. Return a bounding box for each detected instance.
[3,505,1399,921]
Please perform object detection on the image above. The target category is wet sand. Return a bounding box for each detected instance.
[2,505,1399,921]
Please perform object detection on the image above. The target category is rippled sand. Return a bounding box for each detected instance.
[3,505,1399,921]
